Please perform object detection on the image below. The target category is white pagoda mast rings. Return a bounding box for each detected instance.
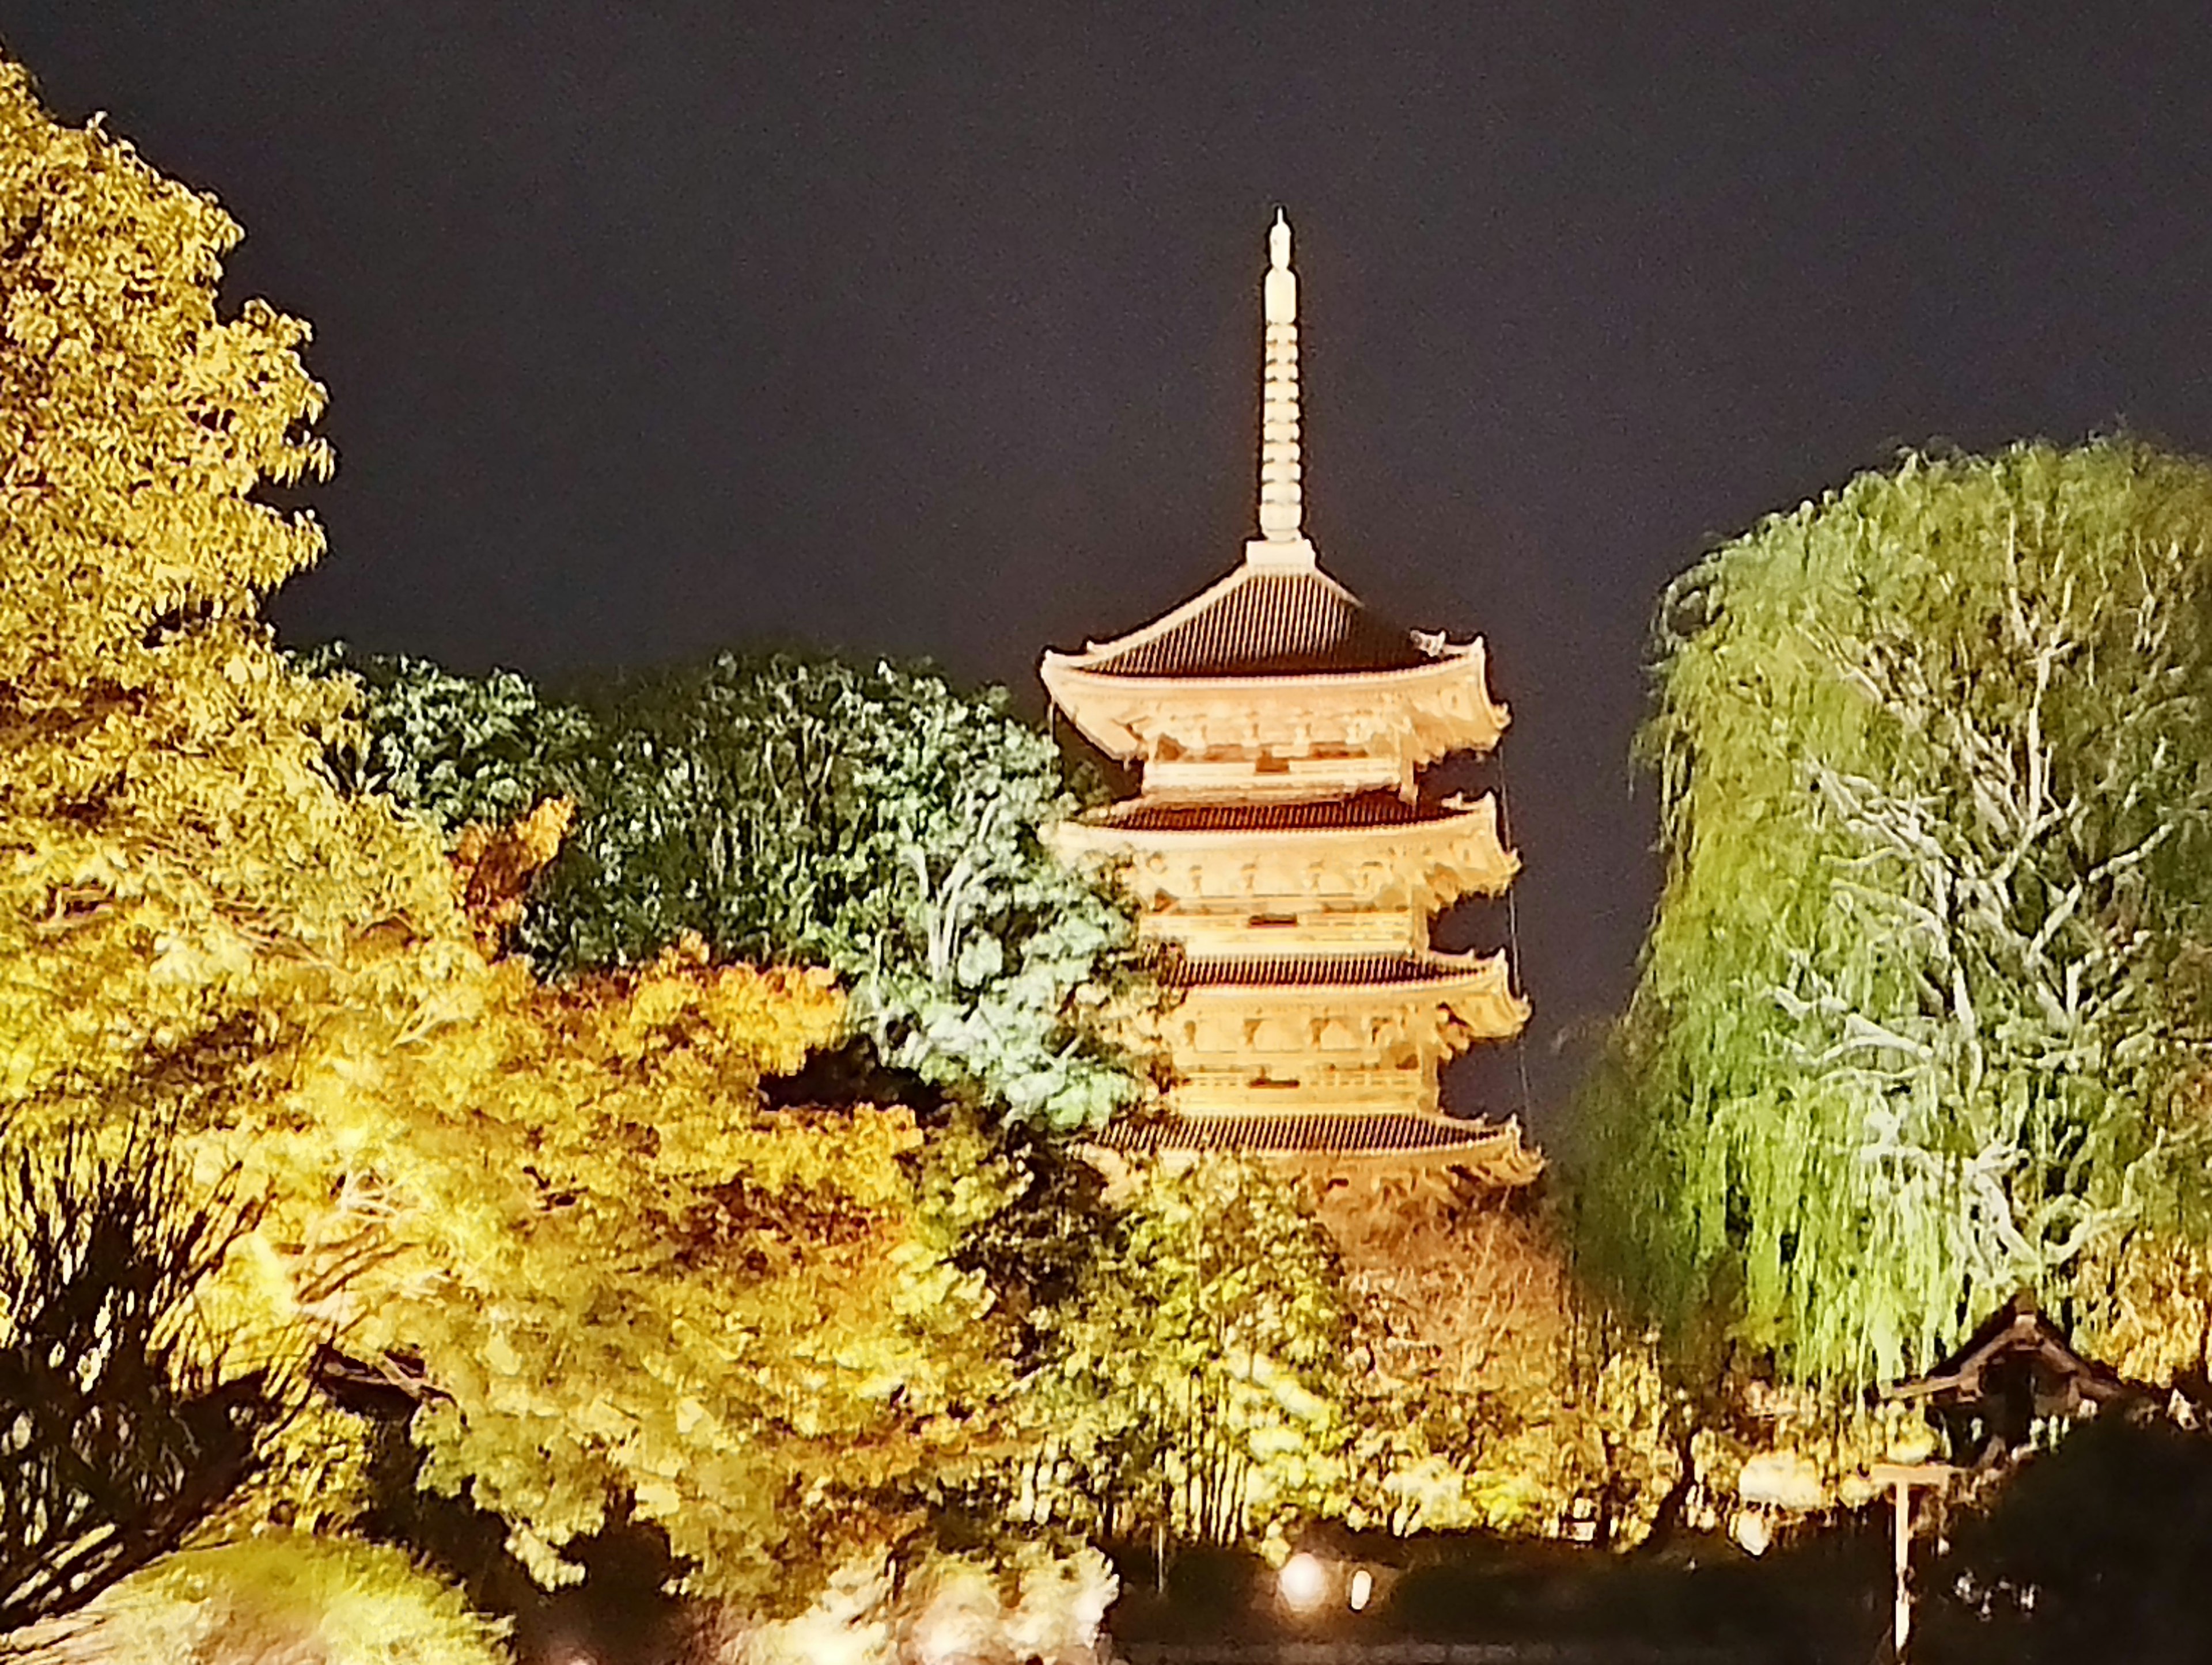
[1252,211,1313,570]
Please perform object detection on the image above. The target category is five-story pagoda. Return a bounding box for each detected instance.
[1042,215,1539,1184]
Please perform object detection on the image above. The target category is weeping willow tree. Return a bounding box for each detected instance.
[1585,440,2212,1390]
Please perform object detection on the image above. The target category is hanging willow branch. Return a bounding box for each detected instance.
[1587,441,2212,1389]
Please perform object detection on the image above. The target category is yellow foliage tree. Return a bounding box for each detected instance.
[0,59,468,1147]
[362,942,1032,1603]
[20,1535,510,1665]
[0,55,1039,1619]
[997,1154,1355,1553]
[1315,1183,1683,1546]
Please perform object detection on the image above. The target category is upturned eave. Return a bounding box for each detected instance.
[1096,1108,1544,1184]
[1056,790,1520,904]
[1041,638,1508,765]
[1157,947,1531,1047]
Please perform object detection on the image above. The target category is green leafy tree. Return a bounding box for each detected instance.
[319,654,589,833]
[1001,1155,1354,1552]
[1586,441,2212,1389]
[325,650,1140,1133]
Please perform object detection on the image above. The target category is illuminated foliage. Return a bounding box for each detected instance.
[985,1158,1709,1557]
[0,1136,294,1632]
[362,949,1038,1603]
[0,65,469,1155]
[327,650,1140,1133]
[0,38,462,1543]
[695,1542,1116,1665]
[1585,441,2212,1387]
[0,37,1825,1640]
[35,1535,510,1665]
[988,1155,1352,1550]
[1324,1187,1684,1546]
[0,57,1034,1622]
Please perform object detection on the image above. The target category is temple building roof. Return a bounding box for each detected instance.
[1039,211,1495,766]
[1154,947,1500,989]
[1100,1108,1543,1184]
[1040,213,1539,1177]
[1089,788,1469,833]
[1060,564,1444,680]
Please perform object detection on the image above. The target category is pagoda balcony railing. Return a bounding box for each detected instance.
[1170,1065,1437,1117]
[1139,911,1426,955]
[1140,754,1407,800]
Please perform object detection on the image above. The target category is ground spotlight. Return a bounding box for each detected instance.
[1277,1551,1329,1613]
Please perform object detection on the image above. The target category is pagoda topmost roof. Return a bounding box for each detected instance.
[1052,559,1451,681]
[1057,560,1456,681]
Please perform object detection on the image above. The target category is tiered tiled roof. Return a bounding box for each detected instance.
[1038,216,1540,1186]
[1094,789,1441,833]
[1075,566,1437,678]
[1153,949,1495,989]
[1101,1108,1543,1183]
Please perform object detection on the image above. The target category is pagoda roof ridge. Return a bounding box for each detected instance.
[1044,557,1470,681]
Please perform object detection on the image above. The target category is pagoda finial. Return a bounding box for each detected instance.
[1249,210,1315,570]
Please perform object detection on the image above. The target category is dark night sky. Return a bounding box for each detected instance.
[9,3,2212,1127]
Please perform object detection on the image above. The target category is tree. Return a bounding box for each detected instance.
[27,1535,512,1665]
[0,35,464,1579]
[359,945,1037,1605]
[0,60,464,1154]
[324,650,1141,1133]
[0,51,541,1643]
[1585,441,2212,1390]
[0,1135,296,1633]
[1321,1184,1686,1548]
[993,1154,1354,1554]
[0,54,1038,1623]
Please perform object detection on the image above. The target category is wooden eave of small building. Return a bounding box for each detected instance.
[1881,1289,2140,1415]
[1054,790,1520,901]
[1880,1289,2153,1470]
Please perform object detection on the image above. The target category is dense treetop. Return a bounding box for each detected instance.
[323,648,1142,1132]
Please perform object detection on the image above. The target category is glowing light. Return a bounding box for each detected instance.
[1348,1568,1373,1611]
[1278,1552,1328,1613]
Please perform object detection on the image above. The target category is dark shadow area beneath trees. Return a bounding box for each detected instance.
[1920,1412,2212,1664]
[1105,1530,1891,1664]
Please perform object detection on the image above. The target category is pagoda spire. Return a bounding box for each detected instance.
[1249,211,1316,571]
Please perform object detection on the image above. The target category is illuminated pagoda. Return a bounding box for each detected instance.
[1041,214,1540,1185]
